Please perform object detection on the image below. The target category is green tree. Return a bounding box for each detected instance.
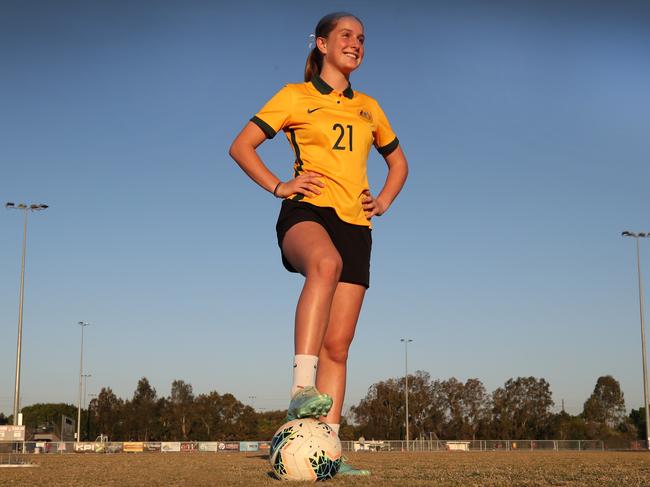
[439,378,490,440]
[629,407,647,441]
[549,411,588,440]
[0,413,8,425]
[406,371,441,440]
[216,393,257,440]
[193,391,222,440]
[350,377,403,439]
[92,387,124,440]
[166,380,195,440]
[19,403,77,429]
[351,371,443,440]
[258,410,287,440]
[491,377,554,439]
[125,377,160,441]
[583,376,626,428]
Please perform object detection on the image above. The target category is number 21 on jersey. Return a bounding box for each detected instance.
[332,123,353,151]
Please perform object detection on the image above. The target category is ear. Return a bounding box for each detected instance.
[316,36,327,56]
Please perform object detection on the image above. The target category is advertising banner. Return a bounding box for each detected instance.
[198,442,220,452]
[144,442,162,452]
[239,441,259,452]
[258,441,271,451]
[217,441,240,452]
[161,442,181,452]
[180,442,198,452]
[0,425,26,441]
[107,443,123,453]
[74,442,96,452]
[123,442,144,453]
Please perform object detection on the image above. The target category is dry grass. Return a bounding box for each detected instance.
[1,451,650,486]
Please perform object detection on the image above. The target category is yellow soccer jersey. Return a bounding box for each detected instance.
[251,75,399,227]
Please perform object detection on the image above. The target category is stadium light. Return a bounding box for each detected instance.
[401,338,413,450]
[5,201,49,425]
[622,231,650,450]
[77,321,91,442]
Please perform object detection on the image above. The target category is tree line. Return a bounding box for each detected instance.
[4,373,647,443]
[350,372,640,443]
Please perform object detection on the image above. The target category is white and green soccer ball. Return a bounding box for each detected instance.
[269,418,342,481]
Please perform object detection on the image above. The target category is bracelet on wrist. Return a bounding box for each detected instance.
[272,182,282,198]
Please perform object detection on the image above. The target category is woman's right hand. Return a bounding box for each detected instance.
[275,172,325,199]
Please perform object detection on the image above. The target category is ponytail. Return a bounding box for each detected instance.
[304,47,323,82]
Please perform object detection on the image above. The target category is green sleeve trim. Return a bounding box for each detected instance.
[377,137,399,156]
[250,116,277,139]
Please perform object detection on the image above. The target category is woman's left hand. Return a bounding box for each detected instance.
[362,190,387,219]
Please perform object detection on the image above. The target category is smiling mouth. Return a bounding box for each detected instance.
[344,52,359,60]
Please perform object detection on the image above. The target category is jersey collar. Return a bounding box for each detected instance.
[311,75,354,99]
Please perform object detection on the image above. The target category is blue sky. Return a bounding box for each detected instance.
[1,0,649,418]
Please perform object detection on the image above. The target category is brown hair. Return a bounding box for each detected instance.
[304,12,364,82]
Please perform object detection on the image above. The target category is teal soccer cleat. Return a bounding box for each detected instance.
[337,457,371,476]
[286,386,333,421]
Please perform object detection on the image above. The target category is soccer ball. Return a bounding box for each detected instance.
[269,418,342,481]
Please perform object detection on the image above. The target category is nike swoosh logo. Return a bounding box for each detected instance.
[307,107,324,114]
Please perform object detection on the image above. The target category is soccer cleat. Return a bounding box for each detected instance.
[286,386,333,421]
[337,457,371,476]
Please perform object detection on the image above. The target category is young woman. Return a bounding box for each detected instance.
[230,12,408,475]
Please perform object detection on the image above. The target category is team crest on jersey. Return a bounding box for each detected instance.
[359,109,373,122]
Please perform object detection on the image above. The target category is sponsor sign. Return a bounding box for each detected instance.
[144,442,161,452]
[161,442,181,452]
[198,442,220,452]
[217,441,240,452]
[0,425,26,441]
[180,442,198,452]
[123,442,144,453]
[74,442,96,452]
[107,443,123,453]
[239,441,259,452]
[257,441,271,451]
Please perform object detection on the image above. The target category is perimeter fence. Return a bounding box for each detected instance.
[1,438,647,454]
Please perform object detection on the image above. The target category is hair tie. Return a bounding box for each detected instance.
[308,33,315,50]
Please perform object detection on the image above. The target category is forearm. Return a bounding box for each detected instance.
[229,122,281,195]
[229,142,281,195]
[376,146,409,211]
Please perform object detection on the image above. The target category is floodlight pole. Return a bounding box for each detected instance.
[5,202,48,425]
[622,231,650,450]
[401,338,413,450]
[82,374,91,441]
[77,321,90,442]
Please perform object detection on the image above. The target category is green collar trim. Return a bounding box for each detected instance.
[311,75,354,99]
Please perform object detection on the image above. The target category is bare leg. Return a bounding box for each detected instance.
[281,221,342,356]
[316,282,366,424]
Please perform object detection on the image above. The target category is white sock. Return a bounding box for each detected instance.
[328,423,340,435]
[291,354,318,396]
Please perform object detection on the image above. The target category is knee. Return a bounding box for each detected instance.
[322,340,350,365]
[309,253,342,284]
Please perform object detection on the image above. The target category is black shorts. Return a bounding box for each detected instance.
[276,199,372,288]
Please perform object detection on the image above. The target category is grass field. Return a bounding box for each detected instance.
[2,451,650,486]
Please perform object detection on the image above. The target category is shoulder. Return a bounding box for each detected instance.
[280,82,311,95]
[352,89,379,105]
[353,90,386,114]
